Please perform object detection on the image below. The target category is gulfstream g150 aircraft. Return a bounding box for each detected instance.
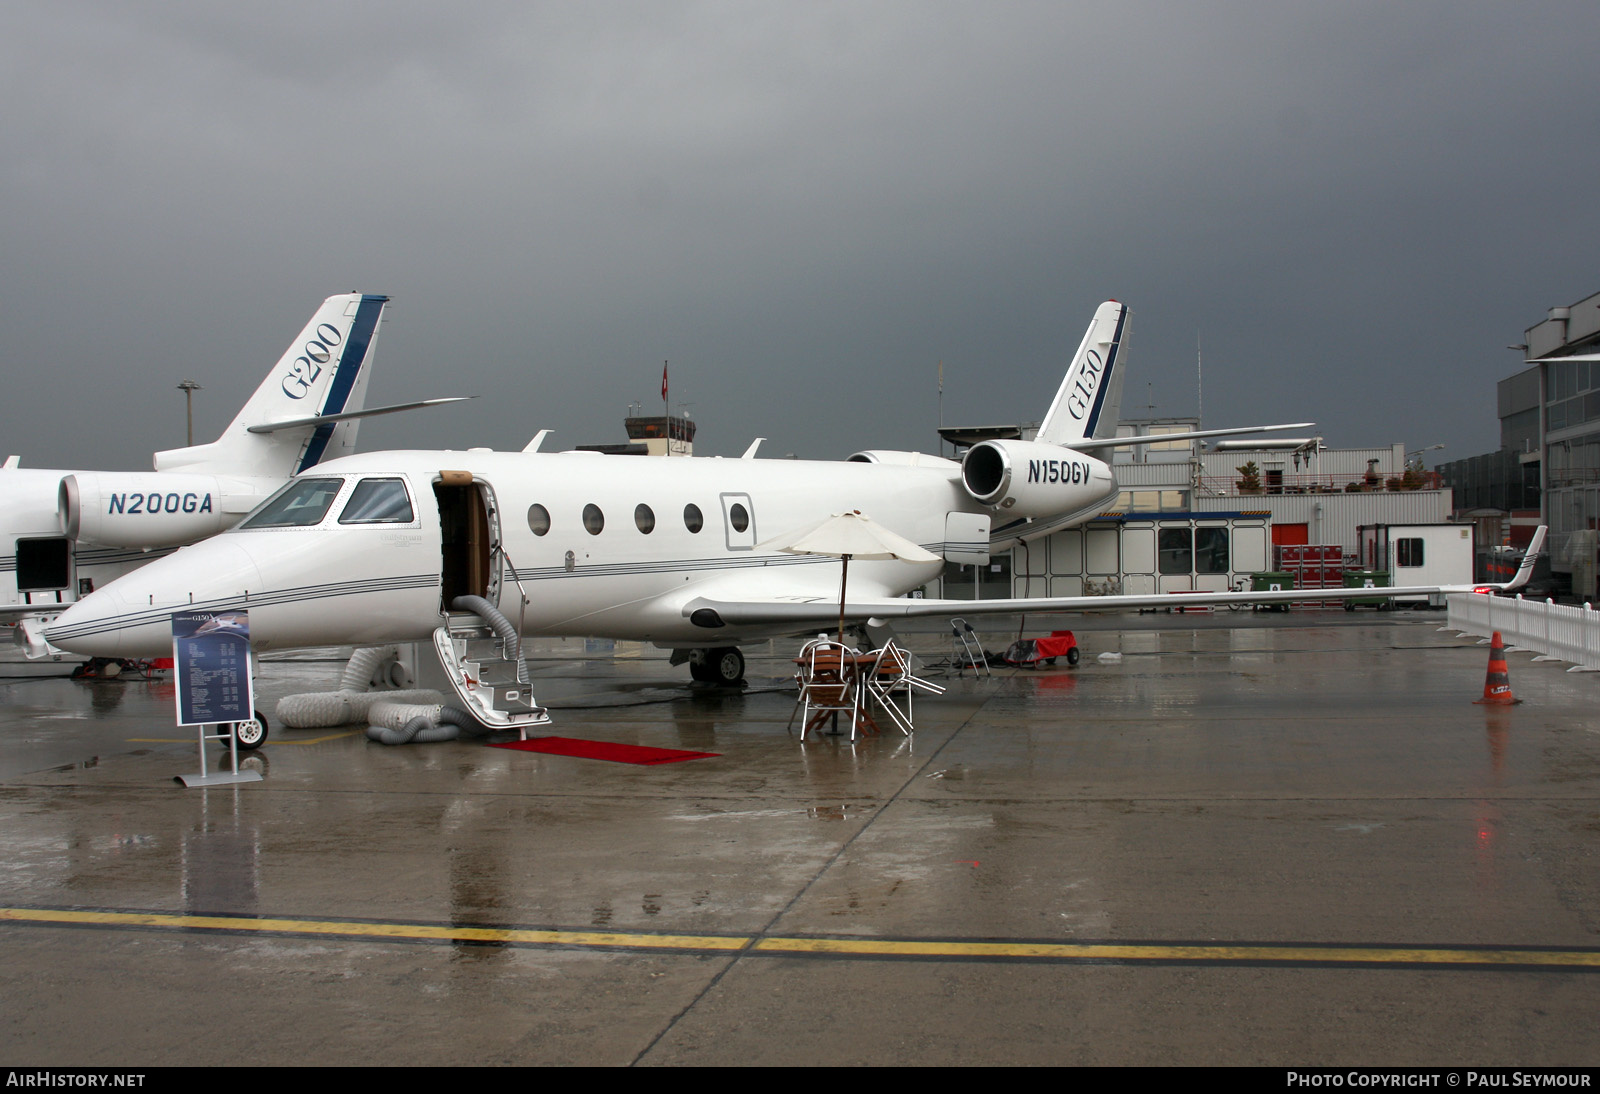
[41,300,1535,683]
[3,292,466,646]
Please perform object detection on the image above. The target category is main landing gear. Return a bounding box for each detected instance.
[688,647,746,686]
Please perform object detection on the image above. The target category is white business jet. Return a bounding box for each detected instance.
[3,292,465,655]
[41,301,1540,688]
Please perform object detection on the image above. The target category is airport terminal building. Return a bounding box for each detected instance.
[1440,289,1600,602]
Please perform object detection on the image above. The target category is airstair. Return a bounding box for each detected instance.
[432,610,552,739]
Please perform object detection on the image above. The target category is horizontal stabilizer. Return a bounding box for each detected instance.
[247,396,475,434]
[1065,422,1315,452]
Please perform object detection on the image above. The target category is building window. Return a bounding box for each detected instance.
[1195,528,1230,573]
[1396,538,1424,567]
[1158,528,1193,575]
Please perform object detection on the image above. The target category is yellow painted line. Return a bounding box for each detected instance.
[750,937,1600,968]
[246,730,365,745]
[0,908,745,952]
[126,730,364,745]
[4,907,1599,969]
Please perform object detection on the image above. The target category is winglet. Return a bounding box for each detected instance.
[741,438,765,459]
[523,429,553,453]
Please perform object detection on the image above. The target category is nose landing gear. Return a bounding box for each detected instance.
[229,710,269,750]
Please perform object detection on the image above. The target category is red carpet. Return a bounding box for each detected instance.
[490,737,719,765]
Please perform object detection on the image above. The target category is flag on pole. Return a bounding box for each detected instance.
[661,361,669,403]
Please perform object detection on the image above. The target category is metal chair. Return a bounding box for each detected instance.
[793,639,863,741]
[863,639,947,735]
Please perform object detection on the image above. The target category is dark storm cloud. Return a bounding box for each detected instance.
[3,1,1598,471]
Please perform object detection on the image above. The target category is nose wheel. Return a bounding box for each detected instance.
[229,710,270,750]
[689,647,745,686]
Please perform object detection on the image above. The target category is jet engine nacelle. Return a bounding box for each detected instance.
[960,439,1112,516]
[60,473,265,549]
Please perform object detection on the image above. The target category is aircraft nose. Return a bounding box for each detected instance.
[46,539,265,659]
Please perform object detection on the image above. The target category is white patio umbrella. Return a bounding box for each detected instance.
[758,510,940,646]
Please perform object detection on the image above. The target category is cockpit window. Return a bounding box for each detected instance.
[242,478,345,528]
[338,478,414,524]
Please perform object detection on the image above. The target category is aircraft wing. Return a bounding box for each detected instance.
[681,528,1546,630]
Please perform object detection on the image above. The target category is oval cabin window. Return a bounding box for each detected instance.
[635,504,656,534]
[527,504,551,536]
[583,504,604,535]
[683,504,703,533]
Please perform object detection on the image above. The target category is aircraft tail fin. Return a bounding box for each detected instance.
[154,293,389,477]
[1035,301,1128,446]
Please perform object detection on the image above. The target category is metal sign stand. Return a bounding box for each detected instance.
[178,724,260,788]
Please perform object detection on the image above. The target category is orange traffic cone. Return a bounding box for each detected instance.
[1474,631,1518,705]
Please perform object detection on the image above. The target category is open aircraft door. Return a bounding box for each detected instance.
[434,471,502,613]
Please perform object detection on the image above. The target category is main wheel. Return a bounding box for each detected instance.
[709,646,745,685]
[232,710,269,750]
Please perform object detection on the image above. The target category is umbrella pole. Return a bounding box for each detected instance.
[838,554,850,648]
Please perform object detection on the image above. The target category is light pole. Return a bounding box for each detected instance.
[176,380,201,446]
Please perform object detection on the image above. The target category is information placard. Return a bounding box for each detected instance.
[171,611,253,727]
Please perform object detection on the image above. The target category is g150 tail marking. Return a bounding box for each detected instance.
[1065,350,1104,421]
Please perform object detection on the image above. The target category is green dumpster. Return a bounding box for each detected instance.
[1249,571,1294,613]
[1342,569,1390,610]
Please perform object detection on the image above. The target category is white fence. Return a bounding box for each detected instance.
[1446,593,1600,672]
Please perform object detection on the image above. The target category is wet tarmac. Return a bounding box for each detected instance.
[1,612,1598,1066]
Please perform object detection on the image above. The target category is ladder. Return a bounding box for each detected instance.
[950,617,990,677]
[431,611,552,739]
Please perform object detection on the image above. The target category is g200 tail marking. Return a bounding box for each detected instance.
[281,322,345,399]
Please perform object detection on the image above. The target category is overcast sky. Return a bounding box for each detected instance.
[5,1,1599,472]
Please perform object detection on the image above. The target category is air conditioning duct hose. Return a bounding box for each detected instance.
[451,594,529,684]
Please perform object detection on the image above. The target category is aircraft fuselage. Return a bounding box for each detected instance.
[44,447,1119,657]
